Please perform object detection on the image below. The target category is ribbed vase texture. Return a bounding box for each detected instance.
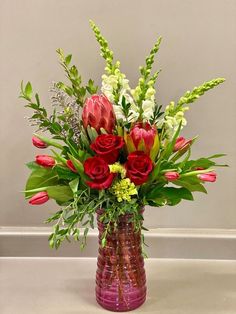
[96,210,147,312]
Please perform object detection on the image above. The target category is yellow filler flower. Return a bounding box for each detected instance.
[111,178,138,203]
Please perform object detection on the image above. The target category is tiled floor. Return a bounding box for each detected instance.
[0,258,236,314]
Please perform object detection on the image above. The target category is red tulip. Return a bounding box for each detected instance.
[126,122,159,159]
[66,160,77,173]
[198,172,217,182]
[32,136,48,148]
[29,191,49,205]
[164,171,180,181]
[35,155,55,168]
[174,137,192,152]
[82,94,116,133]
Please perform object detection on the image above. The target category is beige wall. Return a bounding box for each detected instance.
[0,0,235,229]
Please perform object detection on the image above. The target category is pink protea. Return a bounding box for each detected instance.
[125,122,159,160]
[82,94,116,133]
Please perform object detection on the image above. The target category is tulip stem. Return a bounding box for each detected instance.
[23,186,50,197]
[34,133,64,150]
[181,168,214,178]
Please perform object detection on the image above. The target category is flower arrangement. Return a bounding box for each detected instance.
[21,21,226,251]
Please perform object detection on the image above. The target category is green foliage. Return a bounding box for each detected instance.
[176,78,225,108]
[146,186,193,207]
[56,48,98,105]
[25,168,58,198]
[150,103,164,124]
[21,22,227,252]
[46,185,73,203]
[90,20,119,74]
[99,198,143,247]
[135,37,162,107]
[139,37,162,81]
[173,177,207,194]
[20,82,69,141]
[46,189,108,249]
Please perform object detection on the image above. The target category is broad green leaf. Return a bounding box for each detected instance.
[26,161,42,171]
[173,178,207,194]
[25,168,58,198]
[183,158,215,171]
[54,165,78,180]
[69,178,79,194]
[47,185,73,203]
[147,186,193,201]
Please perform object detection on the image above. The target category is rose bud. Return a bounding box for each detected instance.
[84,156,115,190]
[82,94,116,133]
[29,191,49,205]
[35,155,56,168]
[164,171,180,181]
[198,172,217,182]
[125,151,153,185]
[90,134,124,164]
[126,122,159,159]
[174,136,192,153]
[32,136,48,149]
[66,160,77,173]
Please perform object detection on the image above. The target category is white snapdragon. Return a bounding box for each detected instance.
[142,86,156,121]
[162,101,189,138]
[101,69,139,123]
[131,81,156,122]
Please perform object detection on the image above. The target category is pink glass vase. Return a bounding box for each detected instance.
[96,209,147,312]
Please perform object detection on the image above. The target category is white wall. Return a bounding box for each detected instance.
[0,0,235,228]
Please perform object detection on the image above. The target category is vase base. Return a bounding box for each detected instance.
[96,293,146,312]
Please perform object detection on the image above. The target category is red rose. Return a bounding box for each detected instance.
[84,156,115,190]
[90,134,124,164]
[125,151,153,185]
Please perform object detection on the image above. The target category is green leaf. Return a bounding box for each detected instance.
[65,54,72,66]
[54,165,78,180]
[25,168,58,198]
[26,161,42,171]
[87,126,98,141]
[164,122,182,159]
[68,154,88,181]
[175,182,207,194]
[69,178,79,194]
[146,186,194,203]
[25,82,32,99]
[183,158,215,171]
[47,185,73,203]
[173,177,207,194]
[207,153,227,159]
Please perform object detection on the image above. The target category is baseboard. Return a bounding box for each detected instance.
[0,227,236,259]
